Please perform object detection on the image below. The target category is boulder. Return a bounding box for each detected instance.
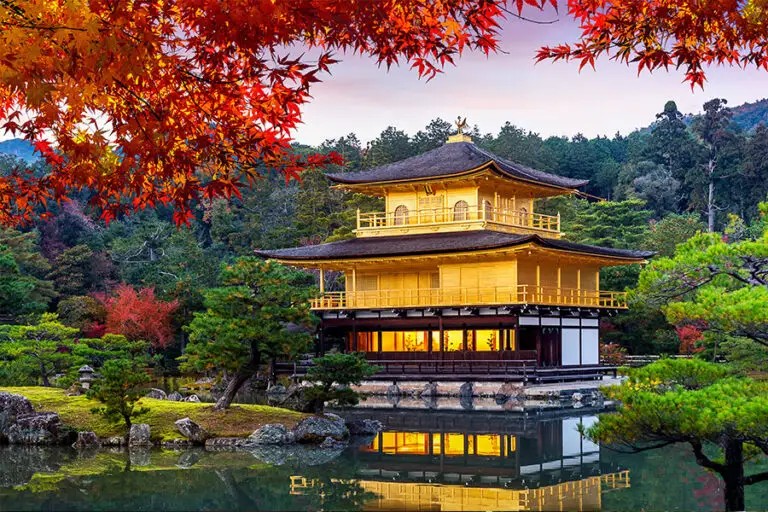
[420,382,438,398]
[268,384,315,413]
[385,383,401,399]
[72,431,100,449]
[248,424,295,445]
[572,392,584,403]
[167,391,183,402]
[458,382,474,398]
[176,449,203,469]
[7,412,74,446]
[163,439,193,450]
[0,392,34,437]
[495,382,524,401]
[174,417,209,444]
[128,423,152,447]
[347,419,384,436]
[293,416,349,444]
[204,437,246,450]
[182,394,201,403]
[319,436,347,450]
[129,447,151,467]
[101,436,126,447]
[145,388,167,400]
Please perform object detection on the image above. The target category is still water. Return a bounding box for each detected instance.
[0,410,765,512]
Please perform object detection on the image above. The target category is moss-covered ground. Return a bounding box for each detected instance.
[1,386,307,441]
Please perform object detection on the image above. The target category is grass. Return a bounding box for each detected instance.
[1,386,308,441]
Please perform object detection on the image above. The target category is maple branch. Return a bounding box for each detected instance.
[499,5,558,25]
[2,21,88,32]
[113,79,162,121]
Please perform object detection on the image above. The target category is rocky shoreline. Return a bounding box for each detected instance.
[0,391,383,452]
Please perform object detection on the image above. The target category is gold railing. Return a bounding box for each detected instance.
[310,285,628,310]
[356,206,560,234]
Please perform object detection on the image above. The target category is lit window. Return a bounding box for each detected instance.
[453,200,469,221]
[394,205,409,226]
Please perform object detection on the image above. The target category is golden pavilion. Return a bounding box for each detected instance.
[258,124,652,381]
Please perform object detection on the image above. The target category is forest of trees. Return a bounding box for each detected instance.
[1,97,768,379]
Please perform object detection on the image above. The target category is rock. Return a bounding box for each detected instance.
[65,384,84,396]
[266,384,287,399]
[247,443,345,467]
[347,419,384,436]
[248,424,295,445]
[167,391,183,402]
[385,383,401,399]
[0,445,72,487]
[0,392,34,437]
[319,436,347,450]
[458,382,474,398]
[204,437,246,450]
[572,392,584,403]
[177,449,203,468]
[496,382,523,401]
[145,388,167,400]
[420,382,438,398]
[163,439,194,450]
[421,395,438,410]
[293,416,349,444]
[459,394,474,411]
[175,417,209,443]
[323,412,344,424]
[129,447,151,467]
[128,424,152,447]
[268,384,316,413]
[101,436,126,447]
[7,412,74,446]
[182,394,201,403]
[72,431,100,449]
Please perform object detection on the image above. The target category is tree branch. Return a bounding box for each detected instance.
[690,439,726,473]
[744,471,768,485]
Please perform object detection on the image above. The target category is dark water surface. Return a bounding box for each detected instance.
[0,410,766,512]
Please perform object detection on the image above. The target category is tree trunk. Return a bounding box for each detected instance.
[707,160,716,233]
[40,362,50,387]
[213,342,261,410]
[722,440,745,512]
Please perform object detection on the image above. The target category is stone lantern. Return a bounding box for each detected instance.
[78,365,95,390]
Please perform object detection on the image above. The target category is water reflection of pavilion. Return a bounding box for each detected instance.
[295,412,630,511]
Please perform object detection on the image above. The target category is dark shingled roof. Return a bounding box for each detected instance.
[325,141,588,189]
[255,231,654,262]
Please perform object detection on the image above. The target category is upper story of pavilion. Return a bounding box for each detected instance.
[326,133,587,240]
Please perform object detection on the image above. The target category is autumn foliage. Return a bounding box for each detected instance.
[538,0,768,89]
[100,284,177,349]
[675,324,706,355]
[0,0,535,225]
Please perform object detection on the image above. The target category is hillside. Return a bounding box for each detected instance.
[0,138,36,162]
[730,98,768,132]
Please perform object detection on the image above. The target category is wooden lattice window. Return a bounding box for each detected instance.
[483,200,493,221]
[357,275,378,291]
[453,200,469,221]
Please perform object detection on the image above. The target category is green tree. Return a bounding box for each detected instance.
[582,359,768,512]
[412,118,453,153]
[0,314,81,386]
[182,258,316,410]
[88,354,151,431]
[647,100,700,179]
[304,352,378,411]
[636,214,768,352]
[47,244,94,298]
[56,295,106,332]
[646,213,706,258]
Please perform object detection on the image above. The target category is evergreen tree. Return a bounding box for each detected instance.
[47,244,93,298]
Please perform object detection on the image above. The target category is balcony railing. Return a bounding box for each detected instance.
[310,285,628,310]
[356,206,560,235]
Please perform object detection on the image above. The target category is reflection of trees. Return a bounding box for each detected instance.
[0,447,378,512]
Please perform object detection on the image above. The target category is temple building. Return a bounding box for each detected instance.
[258,124,652,381]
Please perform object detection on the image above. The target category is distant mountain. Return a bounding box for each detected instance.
[0,138,37,162]
[730,98,768,132]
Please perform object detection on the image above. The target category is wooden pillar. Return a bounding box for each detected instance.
[462,328,468,352]
[535,327,542,366]
[556,265,561,304]
[377,329,382,353]
[595,270,601,306]
[536,264,541,302]
[576,268,581,306]
[318,328,325,357]
[439,314,445,356]
[319,268,325,293]
[426,330,432,356]
[352,317,357,353]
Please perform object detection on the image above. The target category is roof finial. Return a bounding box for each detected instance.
[447,115,473,144]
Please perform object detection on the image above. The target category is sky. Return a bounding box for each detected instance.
[293,13,768,146]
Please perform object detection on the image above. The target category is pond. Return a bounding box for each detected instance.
[0,410,766,511]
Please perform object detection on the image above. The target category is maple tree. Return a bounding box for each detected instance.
[538,0,768,89]
[0,0,532,225]
[100,284,177,349]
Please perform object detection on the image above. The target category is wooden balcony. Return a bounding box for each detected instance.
[310,285,628,310]
[356,206,561,238]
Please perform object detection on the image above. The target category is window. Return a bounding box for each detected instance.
[483,200,493,221]
[393,205,409,226]
[430,272,440,289]
[518,206,529,226]
[418,194,444,222]
[453,200,469,221]
[357,275,378,291]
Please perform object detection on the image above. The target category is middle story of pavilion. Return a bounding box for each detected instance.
[256,133,653,374]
